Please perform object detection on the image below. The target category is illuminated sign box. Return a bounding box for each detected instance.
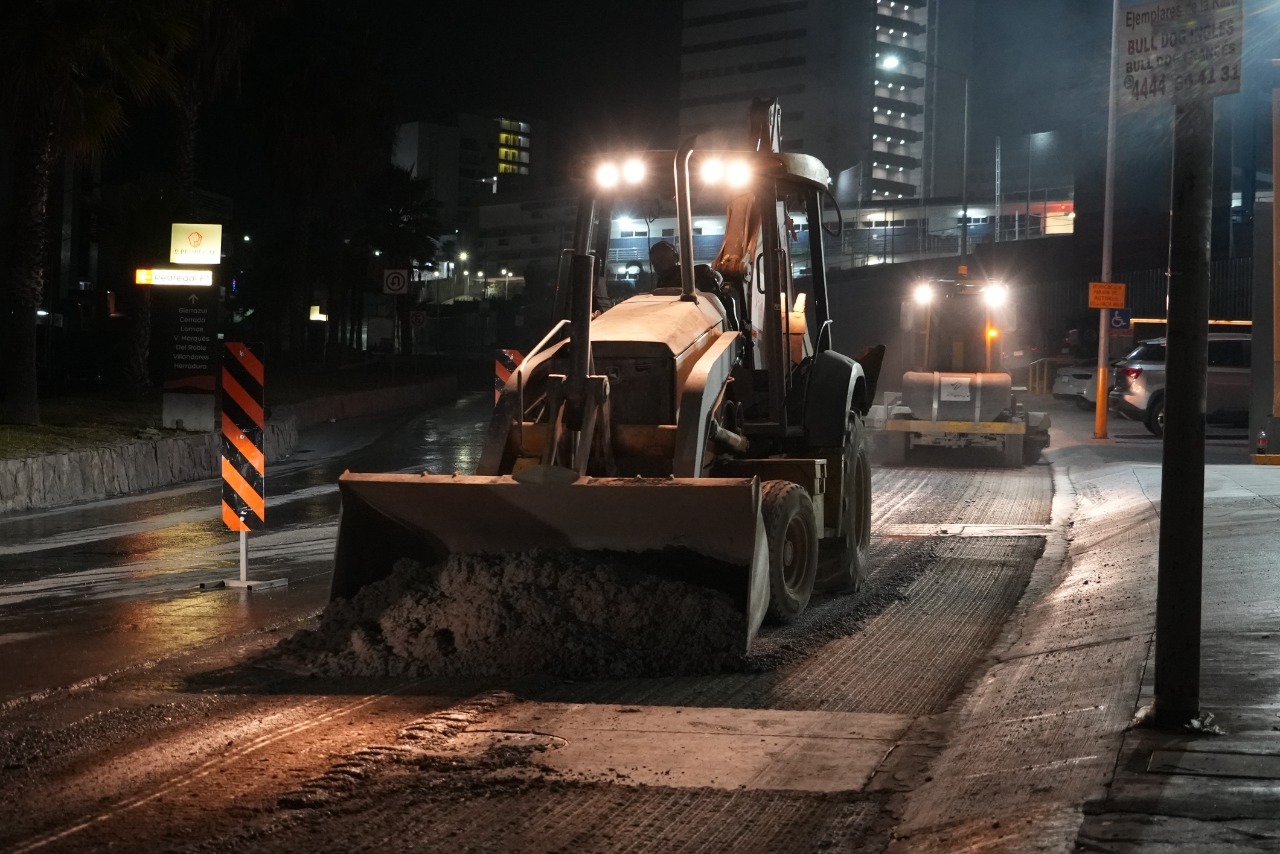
[170,223,223,265]
[136,268,214,286]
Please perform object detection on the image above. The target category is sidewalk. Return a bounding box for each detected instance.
[1076,462,1280,851]
[886,400,1280,852]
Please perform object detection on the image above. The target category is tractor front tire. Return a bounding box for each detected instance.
[762,480,819,624]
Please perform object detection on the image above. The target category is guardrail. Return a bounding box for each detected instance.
[1026,357,1075,395]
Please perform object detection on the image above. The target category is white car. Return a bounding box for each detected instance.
[1053,363,1099,409]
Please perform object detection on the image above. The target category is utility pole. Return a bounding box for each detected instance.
[1095,0,1120,440]
[1111,0,1241,729]
[1153,95,1213,726]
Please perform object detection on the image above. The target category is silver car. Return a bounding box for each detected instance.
[1109,332,1251,436]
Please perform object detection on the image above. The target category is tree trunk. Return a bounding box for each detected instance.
[0,125,57,426]
[120,285,153,400]
[176,84,200,216]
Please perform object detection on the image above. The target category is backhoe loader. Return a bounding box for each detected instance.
[331,100,885,653]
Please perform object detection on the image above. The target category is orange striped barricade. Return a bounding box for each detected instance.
[494,348,524,404]
[205,341,286,590]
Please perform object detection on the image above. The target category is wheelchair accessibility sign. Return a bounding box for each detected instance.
[1110,309,1131,331]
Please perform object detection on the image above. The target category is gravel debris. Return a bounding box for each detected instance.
[274,551,750,680]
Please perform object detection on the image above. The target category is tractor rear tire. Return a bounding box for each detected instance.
[762,480,819,624]
[817,415,871,594]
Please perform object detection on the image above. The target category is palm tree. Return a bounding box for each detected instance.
[0,1,191,424]
[103,0,286,401]
[171,0,288,212]
[245,3,402,367]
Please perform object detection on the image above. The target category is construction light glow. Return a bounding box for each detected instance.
[622,158,646,184]
[596,163,620,188]
[912,283,934,304]
[725,160,751,187]
[983,284,1009,307]
[700,157,751,187]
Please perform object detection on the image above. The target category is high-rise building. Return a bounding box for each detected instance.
[394,113,536,234]
[678,0,970,205]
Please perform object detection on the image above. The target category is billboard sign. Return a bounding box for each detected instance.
[170,223,223,265]
[1116,0,1243,114]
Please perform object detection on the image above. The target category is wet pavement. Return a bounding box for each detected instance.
[2,391,1277,851]
[0,394,495,707]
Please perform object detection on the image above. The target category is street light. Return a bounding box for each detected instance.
[879,53,970,261]
[454,252,468,301]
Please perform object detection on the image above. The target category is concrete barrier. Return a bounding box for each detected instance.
[0,376,457,515]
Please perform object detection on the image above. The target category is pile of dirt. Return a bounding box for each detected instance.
[276,551,749,680]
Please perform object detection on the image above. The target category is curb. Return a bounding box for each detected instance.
[0,376,458,515]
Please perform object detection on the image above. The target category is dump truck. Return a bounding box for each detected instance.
[331,99,885,652]
[874,274,1049,467]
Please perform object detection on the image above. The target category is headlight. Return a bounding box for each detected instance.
[912,283,934,305]
[595,162,620,188]
[700,157,751,187]
[622,158,645,184]
[983,284,1008,307]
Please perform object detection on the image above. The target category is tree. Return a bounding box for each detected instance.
[170,0,287,212]
[342,167,442,360]
[242,2,402,367]
[107,0,286,401]
[0,1,191,424]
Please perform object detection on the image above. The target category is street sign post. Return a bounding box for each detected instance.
[150,283,219,431]
[1114,0,1245,729]
[383,269,409,295]
[1110,308,1133,331]
[1089,281,1127,310]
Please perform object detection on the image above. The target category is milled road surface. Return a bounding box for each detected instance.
[0,404,1060,852]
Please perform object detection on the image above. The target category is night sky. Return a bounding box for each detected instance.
[382,1,686,166]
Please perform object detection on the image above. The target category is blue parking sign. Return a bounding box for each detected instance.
[1109,308,1131,331]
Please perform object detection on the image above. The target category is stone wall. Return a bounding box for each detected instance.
[0,377,457,515]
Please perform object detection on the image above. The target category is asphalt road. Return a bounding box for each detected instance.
[0,395,495,708]
[0,393,1252,852]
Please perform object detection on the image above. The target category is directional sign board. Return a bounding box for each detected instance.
[1116,0,1243,114]
[136,268,213,287]
[148,287,219,396]
[1089,281,1127,310]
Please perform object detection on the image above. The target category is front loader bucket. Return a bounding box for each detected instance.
[332,472,771,652]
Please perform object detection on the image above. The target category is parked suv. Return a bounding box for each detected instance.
[1110,332,1251,436]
